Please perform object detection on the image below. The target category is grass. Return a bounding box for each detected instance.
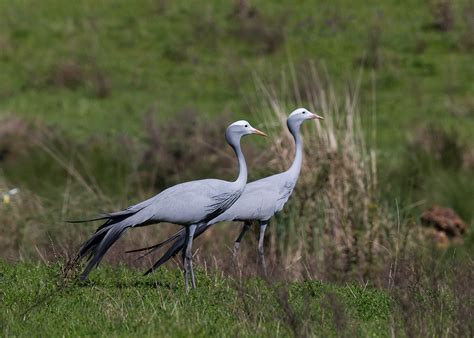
[2,255,472,337]
[1,0,473,148]
[1,1,473,336]
[1,261,392,337]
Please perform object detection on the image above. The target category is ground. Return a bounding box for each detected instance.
[1,262,392,337]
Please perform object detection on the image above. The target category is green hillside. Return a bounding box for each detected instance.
[1,0,472,146]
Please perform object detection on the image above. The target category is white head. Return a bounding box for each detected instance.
[287,108,324,124]
[287,108,323,133]
[225,120,267,145]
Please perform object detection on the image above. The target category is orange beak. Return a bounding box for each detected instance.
[310,113,324,120]
[252,128,268,137]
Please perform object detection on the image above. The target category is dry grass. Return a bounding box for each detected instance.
[388,253,474,337]
[0,177,45,261]
[236,63,402,284]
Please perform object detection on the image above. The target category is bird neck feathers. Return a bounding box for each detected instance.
[286,120,303,182]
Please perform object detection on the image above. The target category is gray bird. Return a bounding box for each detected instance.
[72,120,267,290]
[128,108,323,275]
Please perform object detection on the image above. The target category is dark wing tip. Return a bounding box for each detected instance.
[65,215,109,223]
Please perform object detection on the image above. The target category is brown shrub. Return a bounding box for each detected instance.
[421,205,467,244]
[356,18,382,69]
[228,0,285,54]
[90,65,111,98]
[460,2,474,50]
[151,0,168,15]
[0,117,30,162]
[427,0,454,32]
[50,59,110,98]
[52,61,85,89]
[410,124,467,169]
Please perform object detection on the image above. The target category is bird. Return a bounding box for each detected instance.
[128,108,323,275]
[71,120,267,290]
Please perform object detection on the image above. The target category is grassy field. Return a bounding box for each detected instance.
[1,256,472,337]
[1,0,473,144]
[0,260,424,337]
[1,0,473,336]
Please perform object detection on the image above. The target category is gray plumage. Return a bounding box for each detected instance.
[73,120,266,290]
[129,108,323,274]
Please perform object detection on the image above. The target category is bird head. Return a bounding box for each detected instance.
[225,120,267,144]
[287,108,324,125]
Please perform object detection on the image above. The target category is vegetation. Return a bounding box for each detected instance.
[2,257,472,337]
[0,0,473,336]
[1,0,473,143]
[1,262,392,337]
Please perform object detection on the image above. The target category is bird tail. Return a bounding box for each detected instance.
[65,215,109,223]
[125,228,186,256]
[143,223,213,275]
[66,210,137,225]
[76,218,133,280]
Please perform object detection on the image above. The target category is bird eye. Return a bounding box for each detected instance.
[245,124,248,127]
[302,111,306,114]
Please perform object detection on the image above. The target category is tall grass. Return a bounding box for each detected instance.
[236,64,403,283]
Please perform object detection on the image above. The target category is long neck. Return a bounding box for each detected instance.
[229,139,247,188]
[286,121,303,181]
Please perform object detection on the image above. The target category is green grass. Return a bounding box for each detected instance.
[1,2,473,335]
[1,0,473,147]
[1,262,392,337]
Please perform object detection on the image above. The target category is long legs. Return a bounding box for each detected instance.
[232,221,252,260]
[232,220,269,275]
[182,224,198,291]
[258,221,268,276]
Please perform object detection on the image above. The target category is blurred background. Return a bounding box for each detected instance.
[0,0,472,272]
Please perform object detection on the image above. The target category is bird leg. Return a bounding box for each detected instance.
[232,221,251,263]
[258,221,268,276]
[183,224,197,291]
[182,227,189,290]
